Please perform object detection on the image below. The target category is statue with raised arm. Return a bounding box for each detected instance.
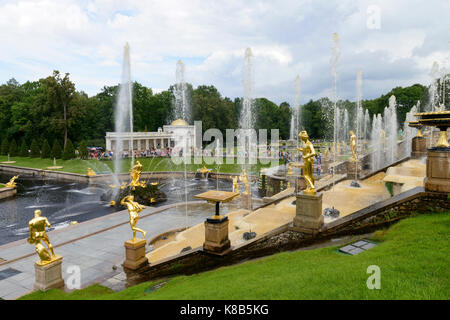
[27,210,56,265]
[349,130,357,161]
[129,160,146,188]
[121,195,146,241]
[5,175,19,188]
[230,175,240,193]
[297,130,316,194]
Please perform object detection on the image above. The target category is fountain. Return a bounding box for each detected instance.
[114,43,134,177]
[384,95,398,165]
[290,75,301,141]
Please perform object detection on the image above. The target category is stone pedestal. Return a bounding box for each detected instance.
[293,192,324,234]
[240,192,253,211]
[411,136,427,158]
[34,255,64,291]
[425,149,450,193]
[123,238,148,270]
[346,160,362,180]
[203,216,231,255]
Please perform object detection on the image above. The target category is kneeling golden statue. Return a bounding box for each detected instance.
[27,210,57,265]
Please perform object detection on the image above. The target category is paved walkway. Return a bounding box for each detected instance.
[0,200,207,300]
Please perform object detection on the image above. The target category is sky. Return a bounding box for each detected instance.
[0,0,448,105]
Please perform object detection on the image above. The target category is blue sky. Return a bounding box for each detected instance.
[0,0,448,105]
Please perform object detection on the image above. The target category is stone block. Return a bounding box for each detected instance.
[293,192,324,233]
[34,255,65,291]
[346,160,362,180]
[203,217,231,255]
[425,149,450,193]
[123,238,148,270]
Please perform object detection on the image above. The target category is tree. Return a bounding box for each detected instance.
[19,139,28,157]
[1,138,9,155]
[8,139,17,157]
[78,140,88,159]
[51,140,62,159]
[30,139,40,158]
[62,138,74,160]
[41,139,51,158]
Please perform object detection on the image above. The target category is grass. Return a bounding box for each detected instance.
[19,211,450,300]
[0,156,280,175]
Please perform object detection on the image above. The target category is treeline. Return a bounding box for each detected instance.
[0,70,434,153]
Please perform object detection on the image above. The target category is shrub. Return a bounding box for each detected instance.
[78,141,88,160]
[62,139,75,160]
[8,139,17,157]
[51,140,62,159]
[30,139,40,158]
[20,140,28,157]
[1,138,9,156]
[41,139,51,159]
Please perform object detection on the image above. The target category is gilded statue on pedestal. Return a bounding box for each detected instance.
[121,195,146,241]
[349,130,357,161]
[27,210,56,265]
[129,160,146,188]
[297,130,316,194]
[230,175,240,193]
[5,175,19,188]
[239,168,250,195]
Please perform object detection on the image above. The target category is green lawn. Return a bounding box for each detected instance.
[0,156,280,175]
[19,211,450,300]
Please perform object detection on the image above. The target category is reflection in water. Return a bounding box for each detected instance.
[0,173,259,245]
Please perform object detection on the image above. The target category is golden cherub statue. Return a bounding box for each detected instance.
[5,175,19,188]
[239,168,250,195]
[297,130,316,194]
[349,130,357,161]
[324,147,329,162]
[87,168,96,176]
[129,160,146,188]
[230,175,240,193]
[121,195,146,241]
[27,210,57,265]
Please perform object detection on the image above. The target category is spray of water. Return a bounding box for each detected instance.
[290,75,301,141]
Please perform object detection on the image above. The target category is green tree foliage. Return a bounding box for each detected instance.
[19,139,28,157]
[8,139,17,156]
[30,139,40,158]
[78,140,88,160]
[62,139,74,160]
[1,138,9,155]
[41,139,51,158]
[51,140,62,159]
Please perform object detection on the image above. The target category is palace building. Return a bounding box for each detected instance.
[105,119,195,153]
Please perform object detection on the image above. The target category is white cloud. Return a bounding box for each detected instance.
[0,0,448,107]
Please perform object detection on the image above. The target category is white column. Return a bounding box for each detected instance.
[106,138,111,151]
[146,139,149,150]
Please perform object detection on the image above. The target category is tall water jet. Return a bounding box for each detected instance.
[429,61,440,112]
[343,109,349,145]
[238,48,256,166]
[331,32,340,169]
[114,42,134,176]
[355,70,363,151]
[363,109,370,149]
[370,114,383,171]
[174,60,190,123]
[290,75,301,141]
[384,95,398,165]
[402,102,418,157]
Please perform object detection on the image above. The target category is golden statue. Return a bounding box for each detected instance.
[27,210,57,265]
[129,160,146,188]
[297,130,316,194]
[121,195,146,241]
[5,175,19,188]
[349,130,357,161]
[287,162,294,175]
[230,175,240,193]
[87,168,96,176]
[324,148,329,162]
[239,168,250,195]
[200,165,211,174]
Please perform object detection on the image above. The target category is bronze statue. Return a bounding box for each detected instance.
[349,130,357,161]
[27,210,56,265]
[5,175,19,188]
[121,195,146,241]
[129,160,146,188]
[239,168,250,195]
[297,130,316,194]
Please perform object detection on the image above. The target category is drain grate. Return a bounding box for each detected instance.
[339,240,376,255]
[0,268,21,280]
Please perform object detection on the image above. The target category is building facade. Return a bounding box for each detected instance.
[105,119,195,153]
